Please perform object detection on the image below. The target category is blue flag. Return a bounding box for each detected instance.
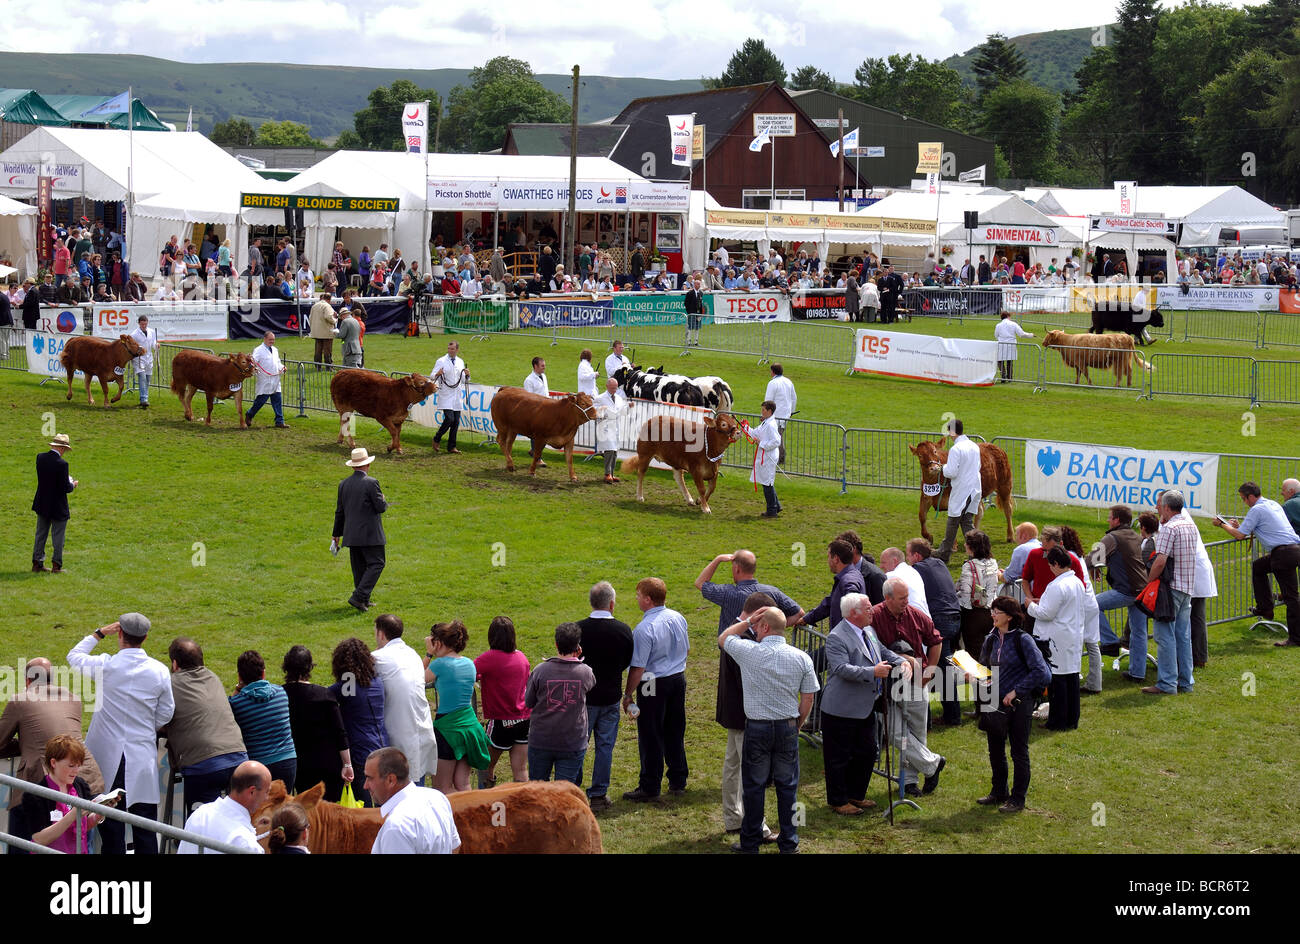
[80,92,130,117]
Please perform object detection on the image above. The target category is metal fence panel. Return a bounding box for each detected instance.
[1179,309,1260,346]
[841,427,984,492]
[789,623,828,740]
[1217,453,1300,513]
[1203,537,1258,626]
[1260,310,1300,349]
[1036,343,1152,395]
[767,322,856,367]
[1,328,29,371]
[1147,352,1254,402]
[690,320,768,362]
[1251,359,1300,406]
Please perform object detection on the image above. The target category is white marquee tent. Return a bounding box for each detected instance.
[0,193,38,277]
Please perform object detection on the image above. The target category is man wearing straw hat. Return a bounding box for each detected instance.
[33,433,78,573]
[333,447,388,612]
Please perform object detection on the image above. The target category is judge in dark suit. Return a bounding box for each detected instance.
[32,433,77,573]
[332,447,388,612]
[878,263,904,324]
[977,255,991,286]
[684,275,704,347]
[22,278,43,328]
[820,593,909,815]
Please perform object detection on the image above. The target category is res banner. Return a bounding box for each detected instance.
[853,328,997,386]
[92,302,228,342]
[1025,440,1219,517]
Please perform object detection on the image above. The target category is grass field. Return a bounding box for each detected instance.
[3,314,1298,854]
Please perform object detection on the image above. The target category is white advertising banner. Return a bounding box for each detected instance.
[1115,181,1137,215]
[2,161,83,193]
[853,328,997,387]
[24,305,83,335]
[976,224,1059,247]
[25,331,81,377]
[1025,440,1219,518]
[402,102,428,154]
[91,302,228,342]
[709,292,791,323]
[496,181,630,211]
[426,179,500,209]
[1090,215,1176,236]
[753,113,796,137]
[668,114,694,167]
[1155,285,1280,311]
[426,178,689,212]
[627,180,691,213]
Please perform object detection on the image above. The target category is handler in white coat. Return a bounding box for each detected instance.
[763,363,797,465]
[128,314,159,409]
[372,617,439,784]
[593,377,626,484]
[750,399,782,518]
[431,340,468,453]
[66,612,174,855]
[577,351,599,398]
[1027,547,1085,731]
[936,418,983,564]
[993,311,1034,383]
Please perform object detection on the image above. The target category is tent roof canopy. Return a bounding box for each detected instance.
[1023,185,1283,226]
[0,88,69,126]
[43,95,170,132]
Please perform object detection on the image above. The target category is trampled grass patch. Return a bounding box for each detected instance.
[2,318,1297,853]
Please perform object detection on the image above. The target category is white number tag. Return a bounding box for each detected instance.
[113,366,124,376]
[922,483,942,497]
[229,383,243,392]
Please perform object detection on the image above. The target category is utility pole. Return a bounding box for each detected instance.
[837,108,845,212]
[568,64,580,275]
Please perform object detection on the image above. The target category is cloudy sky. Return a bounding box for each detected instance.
[0,0,1257,80]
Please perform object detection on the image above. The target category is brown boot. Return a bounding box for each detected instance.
[51,562,63,573]
[33,561,49,573]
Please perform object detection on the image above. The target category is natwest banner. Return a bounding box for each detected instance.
[853,328,996,386]
[976,224,1058,246]
[1025,440,1219,517]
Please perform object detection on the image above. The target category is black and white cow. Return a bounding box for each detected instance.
[613,367,734,413]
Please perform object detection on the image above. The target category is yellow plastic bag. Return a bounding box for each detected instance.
[339,783,364,809]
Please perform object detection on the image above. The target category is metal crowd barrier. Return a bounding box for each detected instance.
[1202,536,1258,626]
[1251,360,1300,406]
[788,622,829,742]
[842,427,984,494]
[0,327,29,371]
[766,322,856,368]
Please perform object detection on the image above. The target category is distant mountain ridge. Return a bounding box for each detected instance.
[944,25,1112,94]
[0,53,705,142]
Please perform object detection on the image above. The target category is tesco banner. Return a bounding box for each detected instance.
[92,302,228,342]
[1025,440,1219,518]
[853,328,997,387]
[1155,285,1279,311]
[706,292,790,322]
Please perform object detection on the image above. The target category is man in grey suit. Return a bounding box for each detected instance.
[821,593,910,815]
[337,306,363,368]
[332,447,387,612]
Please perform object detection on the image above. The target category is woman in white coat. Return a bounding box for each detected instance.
[1061,526,1103,693]
[1026,546,1085,731]
[750,400,782,517]
[577,349,599,398]
[859,276,880,323]
[592,377,626,484]
[994,311,1034,383]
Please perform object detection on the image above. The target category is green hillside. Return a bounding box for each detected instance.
[0,53,703,142]
[945,25,1112,93]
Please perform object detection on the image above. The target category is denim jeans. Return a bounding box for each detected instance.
[245,391,285,425]
[1094,589,1140,648]
[528,746,586,785]
[1153,588,1194,693]
[136,370,151,403]
[740,718,800,853]
[584,703,620,798]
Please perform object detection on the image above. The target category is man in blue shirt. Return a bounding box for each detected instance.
[1214,481,1300,646]
[621,577,690,801]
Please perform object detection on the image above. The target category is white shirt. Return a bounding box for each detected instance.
[593,389,627,452]
[860,281,879,308]
[1027,571,1085,673]
[66,636,174,805]
[372,638,438,781]
[1178,507,1218,598]
[372,782,460,855]
[523,371,549,398]
[715,246,729,268]
[605,352,631,381]
[750,416,781,486]
[942,435,983,518]
[577,359,598,397]
[764,375,797,420]
[297,268,314,295]
[994,318,1032,360]
[129,325,159,372]
[177,795,263,854]
[886,561,930,618]
[432,354,467,412]
[250,342,285,395]
[459,279,481,298]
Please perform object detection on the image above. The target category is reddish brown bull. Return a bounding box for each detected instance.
[59,334,145,407]
[169,349,256,427]
[621,412,740,514]
[253,780,602,854]
[490,387,596,481]
[331,370,436,455]
[909,438,1015,544]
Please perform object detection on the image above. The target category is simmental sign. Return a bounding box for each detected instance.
[976,224,1058,246]
[240,193,400,212]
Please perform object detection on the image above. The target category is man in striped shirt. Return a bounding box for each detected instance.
[1145,491,1199,695]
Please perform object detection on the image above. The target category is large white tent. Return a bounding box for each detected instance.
[1025,186,1285,246]
[0,127,268,277]
[1046,215,1177,281]
[0,193,38,277]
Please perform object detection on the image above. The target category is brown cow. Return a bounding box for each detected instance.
[331,370,436,455]
[169,349,256,427]
[59,334,146,407]
[253,779,602,854]
[490,387,596,481]
[1043,329,1154,387]
[909,438,1015,544]
[621,412,740,514]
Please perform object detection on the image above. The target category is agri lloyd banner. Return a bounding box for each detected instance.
[853,329,997,386]
[1154,285,1280,312]
[902,288,1001,317]
[705,292,790,323]
[515,298,613,329]
[790,290,850,321]
[1025,441,1219,518]
[92,302,227,342]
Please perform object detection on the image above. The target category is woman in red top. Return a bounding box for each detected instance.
[473,616,531,788]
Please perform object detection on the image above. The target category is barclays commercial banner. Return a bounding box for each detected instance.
[408,382,500,436]
[1025,440,1219,517]
[515,298,613,329]
[26,331,82,378]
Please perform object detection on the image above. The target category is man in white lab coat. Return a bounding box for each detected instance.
[371,614,438,785]
[936,418,983,564]
[593,377,627,484]
[749,400,782,518]
[66,612,174,854]
[763,363,797,465]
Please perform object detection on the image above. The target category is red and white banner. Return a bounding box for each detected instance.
[976,224,1059,246]
[1115,180,1137,216]
[1090,215,1175,236]
[402,102,428,154]
[667,114,694,167]
[92,302,228,342]
[853,328,997,387]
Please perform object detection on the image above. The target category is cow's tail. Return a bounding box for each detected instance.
[169,372,186,395]
[621,453,647,477]
[1134,351,1154,372]
[58,344,73,370]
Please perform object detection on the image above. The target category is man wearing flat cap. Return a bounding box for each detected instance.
[67,612,175,854]
[33,433,78,573]
[333,447,388,612]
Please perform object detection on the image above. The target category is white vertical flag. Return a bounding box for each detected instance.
[830,127,859,157]
[186,107,193,132]
[926,172,940,194]
[749,126,772,152]
[1115,180,1137,215]
[667,114,694,167]
[402,102,428,154]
